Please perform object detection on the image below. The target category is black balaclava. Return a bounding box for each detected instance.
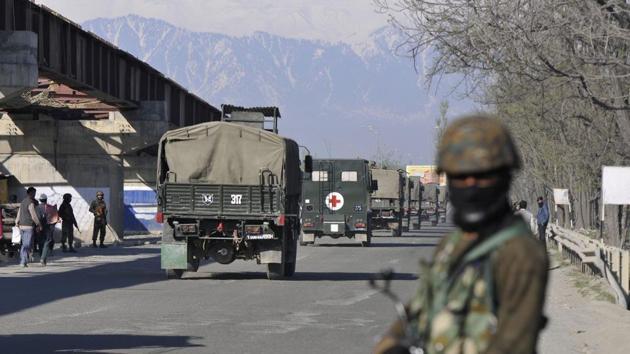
[448,172,512,232]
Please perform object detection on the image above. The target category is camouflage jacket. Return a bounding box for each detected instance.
[408,220,536,354]
[89,200,107,224]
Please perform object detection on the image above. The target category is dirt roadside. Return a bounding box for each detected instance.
[539,254,630,353]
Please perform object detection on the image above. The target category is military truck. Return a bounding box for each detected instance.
[422,183,448,225]
[300,159,376,247]
[370,168,405,237]
[156,106,310,280]
[403,176,423,230]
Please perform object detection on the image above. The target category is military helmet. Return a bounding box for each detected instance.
[436,114,521,175]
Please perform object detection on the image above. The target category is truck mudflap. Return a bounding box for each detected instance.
[260,250,282,264]
[356,234,368,243]
[301,233,315,243]
[161,242,188,270]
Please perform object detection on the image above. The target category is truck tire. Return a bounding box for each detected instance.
[284,261,296,277]
[188,242,201,272]
[165,269,184,279]
[285,229,298,277]
[267,263,285,280]
[361,228,372,247]
[188,258,200,272]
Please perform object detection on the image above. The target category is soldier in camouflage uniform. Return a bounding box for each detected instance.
[374,115,549,354]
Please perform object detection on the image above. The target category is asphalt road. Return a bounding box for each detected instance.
[0,224,452,354]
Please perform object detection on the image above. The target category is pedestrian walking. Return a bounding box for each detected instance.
[374,115,549,354]
[89,191,108,248]
[515,200,537,235]
[37,194,59,266]
[536,196,550,249]
[59,193,79,252]
[15,187,43,267]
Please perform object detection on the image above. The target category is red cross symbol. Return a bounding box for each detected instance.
[329,195,341,207]
[325,192,344,210]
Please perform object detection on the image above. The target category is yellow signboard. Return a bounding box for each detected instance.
[406,165,447,186]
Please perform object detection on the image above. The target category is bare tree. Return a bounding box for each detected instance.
[376,0,630,245]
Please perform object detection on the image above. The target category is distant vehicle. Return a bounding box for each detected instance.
[370,168,406,237]
[300,159,377,247]
[404,176,423,230]
[0,203,20,258]
[422,183,448,225]
[156,105,311,280]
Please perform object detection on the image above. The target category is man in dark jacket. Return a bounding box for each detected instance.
[536,196,550,249]
[59,193,79,252]
[89,191,107,248]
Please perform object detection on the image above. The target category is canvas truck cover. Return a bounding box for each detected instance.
[371,169,401,199]
[157,121,301,196]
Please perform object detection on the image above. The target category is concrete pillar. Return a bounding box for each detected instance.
[621,250,630,294]
[0,31,37,102]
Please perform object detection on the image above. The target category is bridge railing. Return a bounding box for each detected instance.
[547,225,630,309]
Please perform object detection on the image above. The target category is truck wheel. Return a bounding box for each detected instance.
[267,263,285,280]
[188,258,200,272]
[165,269,184,279]
[284,261,296,277]
[188,243,201,272]
[361,231,372,247]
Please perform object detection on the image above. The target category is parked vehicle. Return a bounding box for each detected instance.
[0,203,20,258]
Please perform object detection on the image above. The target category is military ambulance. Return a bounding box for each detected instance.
[300,159,377,247]
[157,105,311,280]
[370,168,405,237]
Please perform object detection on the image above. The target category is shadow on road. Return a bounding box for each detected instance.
[292,271,418,281]
[368,242,438,248]
[184,271,418,282]
[0,247,162,317]
[0,333,202,353]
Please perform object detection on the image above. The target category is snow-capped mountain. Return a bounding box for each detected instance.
[83,15,470,162]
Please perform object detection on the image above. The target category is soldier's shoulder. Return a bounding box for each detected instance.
[498,231,548,269]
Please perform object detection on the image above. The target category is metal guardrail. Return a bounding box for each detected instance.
[548,225,630,309]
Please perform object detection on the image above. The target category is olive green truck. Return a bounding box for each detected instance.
[157,107,310,280]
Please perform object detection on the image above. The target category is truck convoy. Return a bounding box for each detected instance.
[157,106,310,280]
[300,159,377,247]
[369,168,405,237]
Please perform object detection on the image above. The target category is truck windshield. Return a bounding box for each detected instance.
[341,171,358,182]
[311,171,329,182]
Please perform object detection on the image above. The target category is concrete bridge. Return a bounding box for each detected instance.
[0,0,221,241]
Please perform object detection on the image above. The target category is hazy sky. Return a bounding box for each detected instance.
[36,0,389,44]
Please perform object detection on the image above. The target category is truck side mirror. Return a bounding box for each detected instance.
[371,180,379,191]
[304,155,313,173]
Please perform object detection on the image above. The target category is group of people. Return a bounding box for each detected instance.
[15,188,109,267]
[514,197,551,248]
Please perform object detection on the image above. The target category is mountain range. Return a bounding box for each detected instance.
[83,15,473,163]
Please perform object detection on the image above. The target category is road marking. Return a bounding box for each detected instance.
[315,290,379,306]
